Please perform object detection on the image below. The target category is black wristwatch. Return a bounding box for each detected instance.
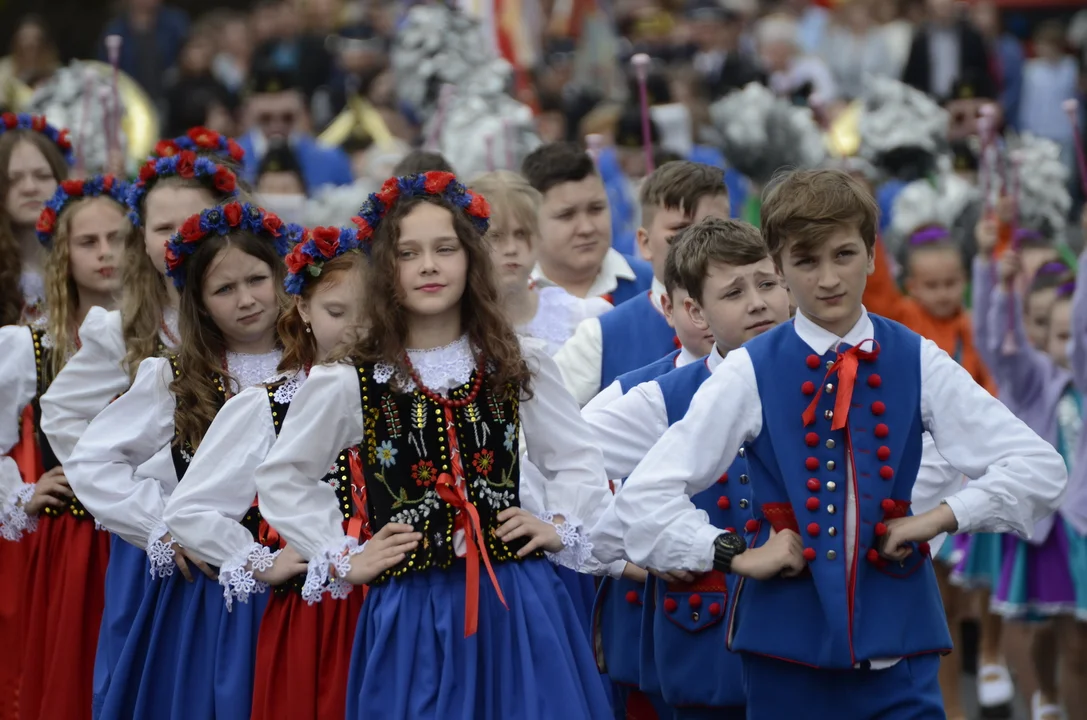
[712,531,747,574]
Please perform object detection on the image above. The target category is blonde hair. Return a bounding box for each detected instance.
[469,171,541,243]
[43,197,95,381]
[277,252,366,373]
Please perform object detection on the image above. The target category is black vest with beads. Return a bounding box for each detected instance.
[168,356,227,483]
[355,362,542,586]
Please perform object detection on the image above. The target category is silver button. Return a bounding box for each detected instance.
[824,410,833,420]
[825,383,835,393]
[828,527,837,537]
[738,447,746,458]
[827,504,836,514]
[825,439,835,449]
[826,460,836,471]
[826,360,834,369]
[740,474,749,484]
[691,612,700,622]
[826,550,837,560]
[826,481,837,491]
[739,499,749,509]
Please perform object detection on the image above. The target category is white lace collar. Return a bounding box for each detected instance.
[225,350,282,394]
[271,368,307,404]
[374,335,478,393]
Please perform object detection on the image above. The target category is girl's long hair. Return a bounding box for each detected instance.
[172,232,287,450]
[121,177,241,378]
[0,130,69,327]
[277,252,366,373]
[339,194,532,399]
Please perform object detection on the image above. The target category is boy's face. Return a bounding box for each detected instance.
[1025,286,1058,351]
[537,175,612,281]
[1047,296,1073,369]
[904,246,965,320]
[663,287,714,357]
[637,193,731,282]
[779,226,873,337]
[686,257,791,353]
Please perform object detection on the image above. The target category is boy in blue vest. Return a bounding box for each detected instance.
[556,161,730,406]
[587,218,791,719]
[612,169,1067,719]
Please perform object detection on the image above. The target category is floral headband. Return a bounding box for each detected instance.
[352,171,491,250]
[36,175,130,247]
[154,127,245,163]
[284,226,363,295]
[128,151,238,227]
[0,112,74,165]
[165,202,299,289]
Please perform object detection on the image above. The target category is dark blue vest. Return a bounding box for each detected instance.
[599,292,677,393]
[616,350,681,393]
[728,315,951,669]
[608,255,655,306]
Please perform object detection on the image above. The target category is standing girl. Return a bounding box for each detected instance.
[255,172,614,719]
[164,226,368,720]
[65,202,291,719]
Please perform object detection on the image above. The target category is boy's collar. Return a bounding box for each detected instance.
[530,248,639,298]
[793,307,875,355]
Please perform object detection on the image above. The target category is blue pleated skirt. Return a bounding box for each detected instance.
[99,569,268,720]
[346,558,614,720]
[92,536,151,720]
[554,565,596,641]
[951,532,1005,590]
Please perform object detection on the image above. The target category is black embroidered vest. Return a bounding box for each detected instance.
[356,362,541,585]
[168,356,227,483]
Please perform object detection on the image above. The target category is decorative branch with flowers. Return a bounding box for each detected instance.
[36,174,130,247]
[154,126,245,164]
[284,225,364,296]
[127,150,238,227]
[0,112,74,165]
[351,171,492,247]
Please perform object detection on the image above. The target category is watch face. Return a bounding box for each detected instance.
[719,532,746,553]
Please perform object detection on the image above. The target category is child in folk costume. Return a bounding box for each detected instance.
[587,218,791,719]
[37,151,241,716]
[152,126,247,172]
[0,175,127,720]
[254,172,614,719]
[64,203,292,720]
[613,169,1065,719]
[554,161,730,407]
[163,227,367,720]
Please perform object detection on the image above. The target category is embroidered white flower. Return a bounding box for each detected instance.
[377,441,398,468]
[503,424,516,453]
[0,483,39,541]
[389,492,441,525]
[537,511,594,571]
[219,543,279,610]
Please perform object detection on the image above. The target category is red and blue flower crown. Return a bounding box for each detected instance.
[165,202,302,289]
[127,150,239,227]
[284,226,364,295]
[154,127,245,163]
[36,175,130,247]
[0,112,74,165]
[351,171,491,251]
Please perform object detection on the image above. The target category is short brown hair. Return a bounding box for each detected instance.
[761,169,878,264]
[666,218,769,303]
[640,160,728,228]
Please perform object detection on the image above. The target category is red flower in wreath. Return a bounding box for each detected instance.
[164,245,183,272]
[353,217,373,241]
[56,129,71,150]
[226,139,244,162]
[472,448,494,477]
[311,226,340,257]
[102,175,115,191]
[223,201,243,228]
[423,171,455,194]
[155,139,180,158]
[467,192,490,220]
[178,214,205,243]
[212,166,236,193]
[175,151,196,179]
[262,212,284,237]
[138,162,156,182]
[285,246,314,274]
[36,207,56,235]
[375,177,400,208]
[411,460,437,488]
[187,127,217,147]
[30,116,45,132]
[1,113,17,129]
[60,179,83,196]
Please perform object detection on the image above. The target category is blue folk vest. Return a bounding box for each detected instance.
[608,255,655,306]
[616,350,681,393]
[600,292,677,393]
[728,315,951,669]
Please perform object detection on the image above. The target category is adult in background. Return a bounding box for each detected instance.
[684,0,764,99]
[901,0,994,102]
[96,0,190,110]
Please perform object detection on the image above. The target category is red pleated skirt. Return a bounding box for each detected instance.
[251,587,365,720]
[18,513,110,720]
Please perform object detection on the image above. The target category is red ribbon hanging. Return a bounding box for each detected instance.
[346,447,372,543]
[802,341,880,431]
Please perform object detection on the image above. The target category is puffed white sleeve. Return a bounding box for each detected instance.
[910,433,965,558]
[552,317,604,407]
[0,326,40,539]
[520,340,612,571]
[164,385,279,609]
[39,307,127,463]
[920,339,1067,537]
[255,363,365,603]
[65,357,177,555]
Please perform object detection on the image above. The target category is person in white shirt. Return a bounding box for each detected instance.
[611,169,1065,719]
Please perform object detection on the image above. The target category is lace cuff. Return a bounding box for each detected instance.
[0,483,39,541]
[300,536,365,605]
[146,521,176,579]
[538,512,594,571]
[219,542,279,610]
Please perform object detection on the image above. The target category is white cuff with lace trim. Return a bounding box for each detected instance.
[146,521,176,578]
[538,512,594,571]
[300,536,365,605]
[0,483,38,541]
[219,542,280,610]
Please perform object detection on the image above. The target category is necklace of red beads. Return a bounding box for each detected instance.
[404,352,486,408]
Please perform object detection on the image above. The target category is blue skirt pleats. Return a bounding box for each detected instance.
[92,536,151,720]
[554,565,596,641]
[346,558,614,720]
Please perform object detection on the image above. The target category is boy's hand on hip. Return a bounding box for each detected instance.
[881,504,958,561]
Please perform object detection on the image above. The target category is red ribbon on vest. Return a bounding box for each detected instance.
[802,341,879,431]
[13,404,42,483]
[346,447,372,542]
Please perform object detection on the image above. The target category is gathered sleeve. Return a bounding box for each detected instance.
[988,288,1048,406]
[39,307,127,463]
[65,357,177,552]
[552,317,604,407]
[1071,253,1087,394]
[0,326,41,539]
[164,386,279,608]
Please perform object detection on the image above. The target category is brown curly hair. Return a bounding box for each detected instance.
[337,194,531,399]
[0,130,69,327]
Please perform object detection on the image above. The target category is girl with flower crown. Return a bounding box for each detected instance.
[164,226,367,720]
[64,202,292,720]
[255,172,614,719]
[36,150,244,715]
[0,174,127,720]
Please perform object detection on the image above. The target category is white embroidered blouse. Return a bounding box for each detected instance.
[517,286,611,357]
[0,325,42,539]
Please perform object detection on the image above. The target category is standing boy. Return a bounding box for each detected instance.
[612,169,1066,719]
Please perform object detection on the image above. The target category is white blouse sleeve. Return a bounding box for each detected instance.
[0,326,40,539]
[39,307,127,463]
[520,340,612,571]
[65,356,177,554]
[164,385,279,609]
[254,363,364,603]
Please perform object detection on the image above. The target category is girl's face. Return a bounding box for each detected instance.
[68,198,126,298]
[485,212,536,294]
[1025,286,1057,351]
[201,245,279,351]
[1047,297,1073,369]
[6,140,57,226]
[144,185,218,274]
[299,269,365,363]
[396,202,468,322]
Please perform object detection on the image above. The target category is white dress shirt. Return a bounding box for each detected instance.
[531,247,641,301]
[583,344,699,414]
[0,325,39,538]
